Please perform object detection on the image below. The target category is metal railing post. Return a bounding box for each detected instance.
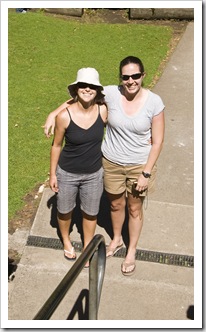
[89,250,98,319]
[89,240,106,319]
[33,234,106,320]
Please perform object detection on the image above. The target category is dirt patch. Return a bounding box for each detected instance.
[81,8,130,24]
[8,186,39,262]
[8,182,48,235]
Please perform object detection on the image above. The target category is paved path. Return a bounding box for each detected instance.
[7,22,195,327]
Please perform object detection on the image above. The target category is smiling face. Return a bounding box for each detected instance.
[121,63,145,97]
[77,82,98,105]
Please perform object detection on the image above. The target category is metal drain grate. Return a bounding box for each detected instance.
[114,247,194,268]
[26,235,194,268]
[26,235,83,252]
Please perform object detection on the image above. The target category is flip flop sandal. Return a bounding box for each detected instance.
[64,247,76,261]
[106,243,123,258]
[121,260,136,276]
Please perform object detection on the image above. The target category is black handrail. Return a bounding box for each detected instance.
[33,234,106,320]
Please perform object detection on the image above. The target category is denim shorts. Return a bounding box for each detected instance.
[56,165,104,216]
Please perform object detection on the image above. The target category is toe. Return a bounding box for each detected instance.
[64,247,76,259]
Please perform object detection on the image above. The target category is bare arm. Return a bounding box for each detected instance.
[144,111,165,173]
[99,103,108,124]
[49,109,69,192]
[43,99,71,138]
[136,111,165,191]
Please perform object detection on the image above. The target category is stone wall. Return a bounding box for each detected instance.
[43,8,194,20]
[130,8,194,20]
[44,8,83,17]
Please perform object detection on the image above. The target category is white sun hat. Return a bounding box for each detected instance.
[68,67,105,99]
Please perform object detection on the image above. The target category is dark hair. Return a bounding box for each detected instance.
[119,56,145,78]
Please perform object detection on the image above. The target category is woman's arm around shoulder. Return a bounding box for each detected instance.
[43,99,73,138]
[99,103,108,125]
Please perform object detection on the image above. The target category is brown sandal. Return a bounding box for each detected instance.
[106,243,123,258]
[121,260,136,276]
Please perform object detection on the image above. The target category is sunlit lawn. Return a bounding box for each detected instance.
[8,10,172,219]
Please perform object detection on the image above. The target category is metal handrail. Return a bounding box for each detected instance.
[33,234,106,320]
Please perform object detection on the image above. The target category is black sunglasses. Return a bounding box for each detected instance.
[121,73,142,81]
[77,82,98,90]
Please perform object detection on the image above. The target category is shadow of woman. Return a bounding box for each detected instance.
[46,193,85,245]
[47,189,129,248]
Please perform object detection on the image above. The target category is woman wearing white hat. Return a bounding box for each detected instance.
[45,56,164,276]
[49,68,107,263]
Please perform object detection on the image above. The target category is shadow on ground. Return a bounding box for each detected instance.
[47,190,130,247]
[66,289,89,320]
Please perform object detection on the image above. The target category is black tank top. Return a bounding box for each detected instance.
[58,106,105,173]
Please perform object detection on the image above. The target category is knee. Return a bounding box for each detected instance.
[82,211,97,221]
[110,199,126,212]
[58,211,72,221]
[128,205,143,220]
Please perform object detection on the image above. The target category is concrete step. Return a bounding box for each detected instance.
[30,188,194,256]
[8,188,194,323]
[8,245,193,321]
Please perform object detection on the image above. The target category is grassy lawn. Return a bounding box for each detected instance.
[8,10,172,220]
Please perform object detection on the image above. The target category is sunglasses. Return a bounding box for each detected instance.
[77,82,98,90]
[121,73,142,81]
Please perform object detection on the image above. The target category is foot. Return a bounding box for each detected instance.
[84,261,89,268]
[106,240,123,258]
[64,247,76,261]
[121,260,136,276]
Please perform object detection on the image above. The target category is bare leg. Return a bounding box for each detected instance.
[58,211,76,259]
[121,194,144,273]
[82,212,97,249]
[106,192,126,257]
[82,212,97,267]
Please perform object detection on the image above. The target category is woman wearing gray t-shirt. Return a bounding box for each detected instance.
[102,56,164,276]
[43,56,165,276]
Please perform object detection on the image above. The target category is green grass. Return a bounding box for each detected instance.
[8,11,172,219]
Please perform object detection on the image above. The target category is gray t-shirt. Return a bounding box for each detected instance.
[101,85,165,165]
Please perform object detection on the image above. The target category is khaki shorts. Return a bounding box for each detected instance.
[102,157,157,196]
